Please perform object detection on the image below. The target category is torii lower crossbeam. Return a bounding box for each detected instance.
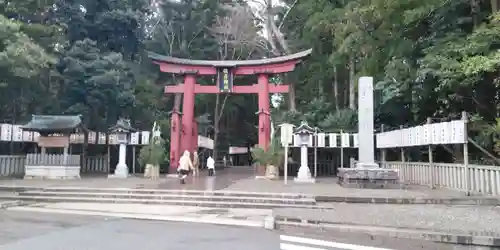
[165,84,289,94]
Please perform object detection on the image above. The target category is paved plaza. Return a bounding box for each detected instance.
[0,167,473,199]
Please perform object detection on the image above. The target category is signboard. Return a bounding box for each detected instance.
[22,131,33,142]
[341,133,350,147]
[141,131,150,145]
[229,146,248,154]
[217,67,233,92]
[12,125,23,142]
[88,131,96,144]
[0,124,12,141]
[328,133,338,147]
[38,135,69,148]
[97,132,106,144]
[293,134,300,147]
[317,133,326,147]
[109,134,118,145]
[352,133,359,148]
[279,123,294,146]
[130,132,140,145]
[198,135,214,149]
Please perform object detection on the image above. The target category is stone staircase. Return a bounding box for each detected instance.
[0,187,318,209]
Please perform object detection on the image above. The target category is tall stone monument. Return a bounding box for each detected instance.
[337,77,399,188]
[356,76,378,169]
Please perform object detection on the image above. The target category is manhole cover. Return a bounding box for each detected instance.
[196,209,229,215]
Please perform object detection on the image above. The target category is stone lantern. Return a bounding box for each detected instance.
[294,121,315,183]
[108,118,135,178]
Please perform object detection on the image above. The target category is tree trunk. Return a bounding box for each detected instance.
[493,0,499,13]
[348,56,356,110]
[470,0,479,27]
[333,66,339,110]
[288,81,297,111]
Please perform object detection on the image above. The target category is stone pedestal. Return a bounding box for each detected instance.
[337,167,399,188]
[294,145,315,183]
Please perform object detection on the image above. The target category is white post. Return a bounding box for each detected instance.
[340,129,344,168]
[314,127,318,178]
[462,111,469,195]
[380,125,386,163]
[427,117,434,188]
[279,123,294,185]
[132,146,136,175]
[284,144,288,185]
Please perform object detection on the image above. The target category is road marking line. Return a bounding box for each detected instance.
[280,243,328,250]
[280,235,394,250]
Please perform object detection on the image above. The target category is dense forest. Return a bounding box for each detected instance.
[2,0,500,164]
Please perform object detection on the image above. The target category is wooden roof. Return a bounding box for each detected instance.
[21,115,83,133]
[148,49,312,67]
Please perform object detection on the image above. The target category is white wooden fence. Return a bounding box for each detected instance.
[26,154,80,166]
[379,161,500,195]
[0,156,25,177]
[0,155,108,177]
[81,155,109,173]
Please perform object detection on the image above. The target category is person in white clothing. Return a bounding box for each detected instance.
[178,150,193,184]
[207,156,215,176]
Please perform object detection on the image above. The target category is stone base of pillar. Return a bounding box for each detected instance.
[337,167,399,189]
[108,163,129,179]
[294,165,316,183]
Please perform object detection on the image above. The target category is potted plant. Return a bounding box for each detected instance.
[138,136,166,180]
[251,137,285,180]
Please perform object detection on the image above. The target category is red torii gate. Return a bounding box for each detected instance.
[148,49,312,172]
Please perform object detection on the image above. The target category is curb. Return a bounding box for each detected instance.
[0,195,321,209]
[274,216,500,247]
[7,206,265,228]
[0,200,30,209]
[315,196,500,205]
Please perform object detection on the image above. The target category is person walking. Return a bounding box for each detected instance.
[178,150,193,184]
[192,150,200,176]
[207,155,215,176]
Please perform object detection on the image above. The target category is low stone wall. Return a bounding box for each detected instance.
[24,165,81,180]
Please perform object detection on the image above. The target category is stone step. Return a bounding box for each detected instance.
[0,186,312,199]
[18,191,316,205]
[0,194,321,209]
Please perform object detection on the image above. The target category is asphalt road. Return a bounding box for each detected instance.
[0,210,479,250]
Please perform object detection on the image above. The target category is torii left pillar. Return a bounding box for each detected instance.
[169,110,182,172]
[181,74,196,157]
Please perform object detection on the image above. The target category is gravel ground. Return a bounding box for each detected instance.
[274,204,500,235]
